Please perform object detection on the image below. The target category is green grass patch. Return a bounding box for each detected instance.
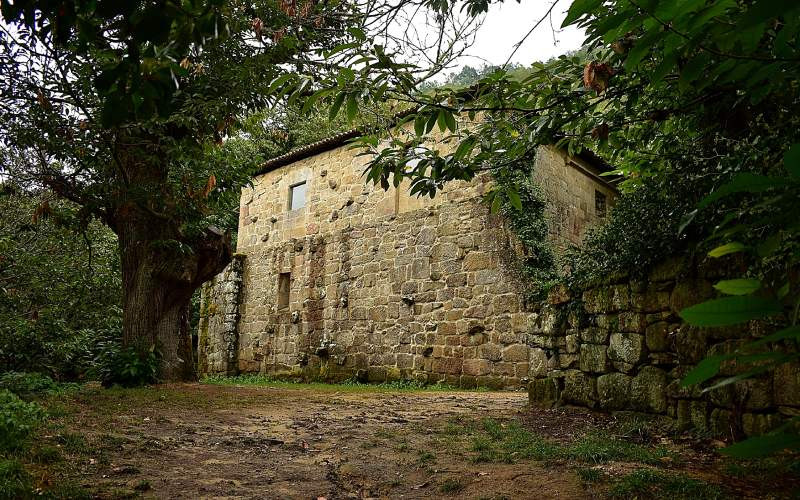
[55,432,90,455]
[439,478,465,494]
[417,450,436,465]
[608,469,722,499]
[29,444,62,464]
[576,467,603,483]
[0,458,32,499]
[465,418,672,465]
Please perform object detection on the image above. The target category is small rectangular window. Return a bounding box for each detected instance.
[595,190,607,218]
[278,272,291,309]
[288,181,306,211]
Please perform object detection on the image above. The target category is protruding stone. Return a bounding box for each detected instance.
[579,344,608,373]
[529,378,560,408]
[608,333,646,372]
[562,370,597,408]
[630,366,667,413]
[597,372,631,410]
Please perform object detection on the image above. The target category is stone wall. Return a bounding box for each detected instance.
[198,254,244,376]
[198,141,616,387]
[528,257,797,437]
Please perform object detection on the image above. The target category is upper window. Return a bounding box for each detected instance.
[595,190,607,218]
[288,181,306,211]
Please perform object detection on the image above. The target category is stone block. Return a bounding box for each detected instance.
[669,280,714,316]
[502,344,528,362]
[579,344,608,373]
[608,333,646,372]
[580,327,609,345]
[709,407,735,436]
[562,370,597,408]
[565,333,580,354]
[675,325,708,364]
[433,357,463,375]
[645,321,673,352]
[528,378,560,408]
[630,366,667,413]
[478,343,502,362]
[597,373,632,410]
[463,358,491,376]
[529,348,550,378]
[631,290,670,313]
[618,312,646,333]
[742,413,783,437]
[463,252,491,271]
[774,361,800,407]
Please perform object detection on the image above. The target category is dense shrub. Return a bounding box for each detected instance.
[92,340,159,388]
[0,190,121,380]
[0,390,44,453]
[0,372,57,397]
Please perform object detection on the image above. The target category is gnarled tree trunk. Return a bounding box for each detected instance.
[118,209,232,381]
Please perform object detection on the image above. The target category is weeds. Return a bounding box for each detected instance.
[0,459,31,499]
[440,478,465,494]
[608,469,722,499]
[576,467,602,483]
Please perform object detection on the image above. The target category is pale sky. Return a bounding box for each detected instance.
[452,0,586,71]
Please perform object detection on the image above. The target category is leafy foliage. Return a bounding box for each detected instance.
[0,389,45,453]
[0,372,58,397]
[92,340,160,388]
[0,190,121,378]
[487,160,557,299]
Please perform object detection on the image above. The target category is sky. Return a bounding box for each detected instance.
[450,0,586,71]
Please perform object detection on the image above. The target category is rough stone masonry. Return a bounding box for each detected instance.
[198,136,617,388]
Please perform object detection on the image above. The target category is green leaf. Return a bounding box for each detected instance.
[267,74,293,95]
[436,110,448,132]
[713,278,761,296]
[784,143,800,178]
[414,114,426,136]
[681,355,727,387]
[698,173,785,209]
[708,242,747,258]
[679,53,710,93]
[507,188,522,211]
[345,93,358,122]
[562,0,603,27]
[750,325,800,347]
[679,296,784,326]
[444,111,457,132]
[721,433,800,458]
[328,92,345,122]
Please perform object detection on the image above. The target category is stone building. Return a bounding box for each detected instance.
[198,131,618,388]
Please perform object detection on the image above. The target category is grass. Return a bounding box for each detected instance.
[462,418,672,465]
[576,467,603,483]
[201,373,487,392]
[440,478,465,494]
[0,458,31,499]
[608,469,722,499]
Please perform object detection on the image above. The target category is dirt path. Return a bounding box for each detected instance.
[42,383,795,499]
[55,384,586,499]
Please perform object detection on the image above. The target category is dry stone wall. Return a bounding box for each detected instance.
[528,257,797,437]
[198,141,615,387]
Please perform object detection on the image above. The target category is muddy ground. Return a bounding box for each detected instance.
[33,383,798,499]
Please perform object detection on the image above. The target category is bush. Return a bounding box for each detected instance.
[0,390,44,453]
[92,340,159,388]
[0,372,57,397]
[0,458,32,499]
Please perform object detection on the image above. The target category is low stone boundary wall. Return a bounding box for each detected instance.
[528,257,798,437]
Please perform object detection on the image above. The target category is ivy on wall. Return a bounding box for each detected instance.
[490,156,559,301]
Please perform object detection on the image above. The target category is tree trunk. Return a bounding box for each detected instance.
[118,213,232,381]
